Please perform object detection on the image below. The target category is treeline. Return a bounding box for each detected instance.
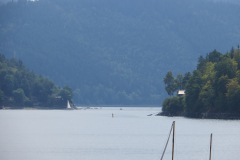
[162,46,240,114]
[0,54,73,108]
[1,0,240,105]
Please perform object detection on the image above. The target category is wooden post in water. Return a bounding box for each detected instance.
[160,121,174,160]
[172,121,175,160]
[160,121,175,160]
[209,133,212,160]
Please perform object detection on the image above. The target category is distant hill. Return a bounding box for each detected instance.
[0,0,240,105]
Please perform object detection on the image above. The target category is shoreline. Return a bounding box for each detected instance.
[157,111,240,120]
[1,105,161,110]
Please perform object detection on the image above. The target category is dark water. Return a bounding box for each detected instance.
[0,107,239,160]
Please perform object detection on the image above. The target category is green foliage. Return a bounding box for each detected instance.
[226,78,240,113]
[214,58,237,79]
[213,75,228,111]
[165,46,240,113]
[63,86,74,100]
[201,62,215,83]
[58,89,71,102]
[185,49,240,113]
[162,96,184,113]
[0,55,5,63]
[233,49,240,69]
[206,50,222,63]
[184,70,202,112]
[164,71,177,96]
[0,89,4,105]
[0,55,73,108]
[198,81,215,112]
[12,88,26,104]
[182,72,191,89]
[197,55,207,73]
[2,74,15,96]
[175,73,184,90]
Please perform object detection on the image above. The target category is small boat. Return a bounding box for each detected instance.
[66,100,73,110]
[120,108,122,110]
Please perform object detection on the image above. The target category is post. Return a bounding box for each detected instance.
[160,121,174,160]
[172,121,175,160]
[209,133,212,160]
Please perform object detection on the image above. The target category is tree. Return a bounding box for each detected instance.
[20,77,30,97]
[233,49,240,69]
[226,78,240,113]
[0,89,4,105]
[13,88,26,104]
[0,54,5,63]
[2,74,15,96]
[201,62,215,83]
[197,55,207,73]
[162,96,184,113]
[0,54,75,108]
[58,89,72,102]
[216,75,228,95]
[182,72,191,89]
[207,49,222,63]
[185,70,202,112]
[198,81,215,112]
[214,58,237,79]
[214,75,228,112]
[230,46,235,54]
[63,86,74,99]
[175,73,184,90]
[164,71,177,96]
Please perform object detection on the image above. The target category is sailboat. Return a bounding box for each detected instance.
[66,100,73,110]
[160,121,213,160]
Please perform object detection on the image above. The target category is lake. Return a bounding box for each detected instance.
[0,107,240,160]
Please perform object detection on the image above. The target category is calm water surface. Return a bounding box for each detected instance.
[0,107,240,160]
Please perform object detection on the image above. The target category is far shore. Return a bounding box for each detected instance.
[157,111,240,120]
[1,105,161,110]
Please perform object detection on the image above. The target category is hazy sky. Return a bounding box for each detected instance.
[0,0,240,4]
[212,0,240,4]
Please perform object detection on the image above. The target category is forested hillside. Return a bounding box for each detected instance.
[162,47,240,114]
[0,0,240,105]
[0,54,74,108]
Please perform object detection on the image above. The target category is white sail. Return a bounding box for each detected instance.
[67,100,71,109]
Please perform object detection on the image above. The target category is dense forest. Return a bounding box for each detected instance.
[162,46,240,114]
[0,0,240,105]
[0,54,74,108]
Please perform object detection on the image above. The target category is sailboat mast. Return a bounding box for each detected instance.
[172,121,175,160]
[209,133,212,160]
